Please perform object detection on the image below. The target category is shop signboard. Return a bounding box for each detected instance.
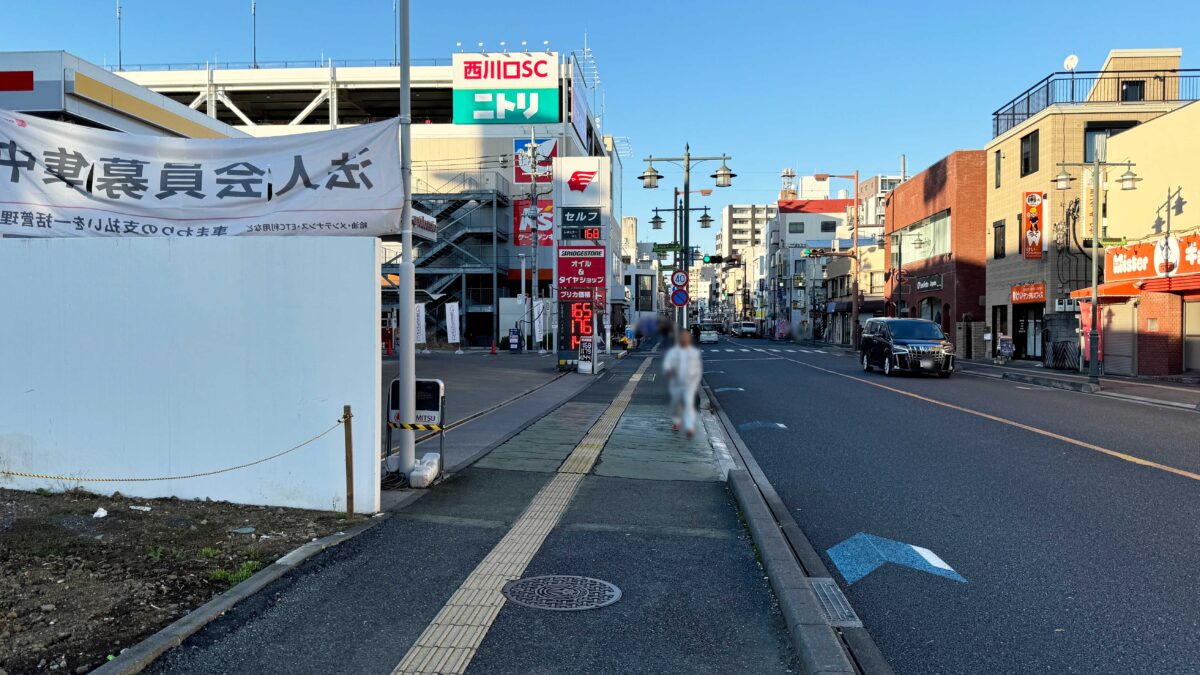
[556,157,606,208]
[1011,282,1045,305]
[452,52,560,124]
[570,59,592,148]
[1022,192,1045,260]
[557,245,606,287]
[1105,232,1200,282]
[915,274,943,292]
[513,138,556,183]
[513,198,553,246]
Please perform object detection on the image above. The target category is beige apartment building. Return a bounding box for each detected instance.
[984,48,1195,362]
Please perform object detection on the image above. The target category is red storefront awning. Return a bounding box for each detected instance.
[1069,280,1141,301]
[1137,274,1200,294]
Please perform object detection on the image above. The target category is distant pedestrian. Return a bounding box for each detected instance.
[663,330,703,437]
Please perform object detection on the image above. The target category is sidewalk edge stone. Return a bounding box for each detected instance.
[1002,371,1102,393]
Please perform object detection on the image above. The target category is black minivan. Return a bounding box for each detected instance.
[860,318,955,378]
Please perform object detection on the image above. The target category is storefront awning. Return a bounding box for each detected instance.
[1137,275,1200,294]
[1069,281,1141,301]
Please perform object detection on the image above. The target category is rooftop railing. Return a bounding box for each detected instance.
[992,69,1200,137]
[109,57,451,72]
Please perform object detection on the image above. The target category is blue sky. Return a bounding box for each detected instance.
[8,1,1199,253]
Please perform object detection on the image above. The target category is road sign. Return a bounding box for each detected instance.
[652,242,681,253]
[671,288,689,306]
[671,270,689,287]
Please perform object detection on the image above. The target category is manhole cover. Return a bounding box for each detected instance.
[501,575,621,611]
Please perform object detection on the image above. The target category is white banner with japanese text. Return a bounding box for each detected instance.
[415,303,427,345]
[446,302,461,345]
[0,111,403,238]
[534,299,545,343]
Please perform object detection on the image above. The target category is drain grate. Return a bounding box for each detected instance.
[501,575,622,612]
[810,577,863,627]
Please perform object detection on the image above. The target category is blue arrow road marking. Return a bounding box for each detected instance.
[827,533,966,585]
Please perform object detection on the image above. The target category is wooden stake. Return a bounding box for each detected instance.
[343,405,354,516]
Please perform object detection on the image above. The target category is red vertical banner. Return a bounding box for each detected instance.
[1079,301,1104,362]
[1022,192,1044,260]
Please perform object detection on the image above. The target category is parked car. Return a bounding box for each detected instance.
[699,323,720,344]
[860,318,955,377]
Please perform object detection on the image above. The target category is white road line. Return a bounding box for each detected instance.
[798,349,812,353]
[813,349,827,354]
[769,349,781,352]
[739,349,750,352]
[725,349,735,352]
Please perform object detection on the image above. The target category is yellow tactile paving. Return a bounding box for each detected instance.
[392,358,653,675]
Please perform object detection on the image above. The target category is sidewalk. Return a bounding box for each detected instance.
[143,349,800,674]
[959,358,1200,410]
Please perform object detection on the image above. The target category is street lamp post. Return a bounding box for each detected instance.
[640,145,734,331]
[1054,156,1140,387]
[651,198,715,328]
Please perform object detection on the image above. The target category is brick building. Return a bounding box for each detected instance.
[884,151,988,358]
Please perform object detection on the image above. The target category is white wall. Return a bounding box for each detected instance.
[0,237,381,513]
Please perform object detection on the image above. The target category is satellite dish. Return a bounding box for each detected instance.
[1063,54,1079,71]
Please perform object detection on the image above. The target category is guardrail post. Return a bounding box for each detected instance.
[342,405,354,516]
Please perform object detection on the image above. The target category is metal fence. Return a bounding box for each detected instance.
[992,70,1200,137]
[109,57,451,72]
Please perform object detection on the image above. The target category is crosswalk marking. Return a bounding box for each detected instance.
[725,349,735,352]
[739,349,749,352]
[769,349,780,352]
[784,349,796,353]
[814,349,827,354]
[798,349,812,353]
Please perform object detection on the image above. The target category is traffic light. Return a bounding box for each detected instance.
[801,248,827,257]
[703,254,724,264]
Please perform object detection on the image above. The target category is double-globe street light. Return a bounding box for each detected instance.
[1053,157,1141,386]
[813,170,863,345]
[640,145,735,329]
[650,194,714,325]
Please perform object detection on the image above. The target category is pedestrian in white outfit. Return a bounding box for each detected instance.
[663,331,704,437]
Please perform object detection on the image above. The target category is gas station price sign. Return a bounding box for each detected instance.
[558,299,595,351]
[561,225,604,241]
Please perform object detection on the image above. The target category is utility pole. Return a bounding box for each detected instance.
[850,170,861,346]
[251,1,258,69]
[116,0,123,72]
[394,0,416,478]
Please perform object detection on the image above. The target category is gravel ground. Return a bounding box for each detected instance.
[0,487,357,674]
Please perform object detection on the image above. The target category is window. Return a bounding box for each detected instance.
[1020,130,1039,176]
[821,220,837,233]
[870,272,885,294]
[993,220,1006,259]
[1120,80,1145,102]
[994,150,1002,189]
[788,222,805,234]
[1084,122,1137,163]
[890,210,952,266]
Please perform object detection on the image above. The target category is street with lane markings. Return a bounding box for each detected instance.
[705,334,1200,675]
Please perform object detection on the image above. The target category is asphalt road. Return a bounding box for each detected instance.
[705,335,1200,675]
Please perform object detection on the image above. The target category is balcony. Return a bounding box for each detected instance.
[992,69,1200,137]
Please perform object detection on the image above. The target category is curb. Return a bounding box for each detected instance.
[92,512,393,675]
[727,469,857,675]
[705,383,892,675]
[1001,371,1101,393]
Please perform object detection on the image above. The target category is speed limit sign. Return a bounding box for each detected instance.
[671,270,689,287]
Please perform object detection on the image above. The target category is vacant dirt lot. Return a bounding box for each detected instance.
[0,488,358,674]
